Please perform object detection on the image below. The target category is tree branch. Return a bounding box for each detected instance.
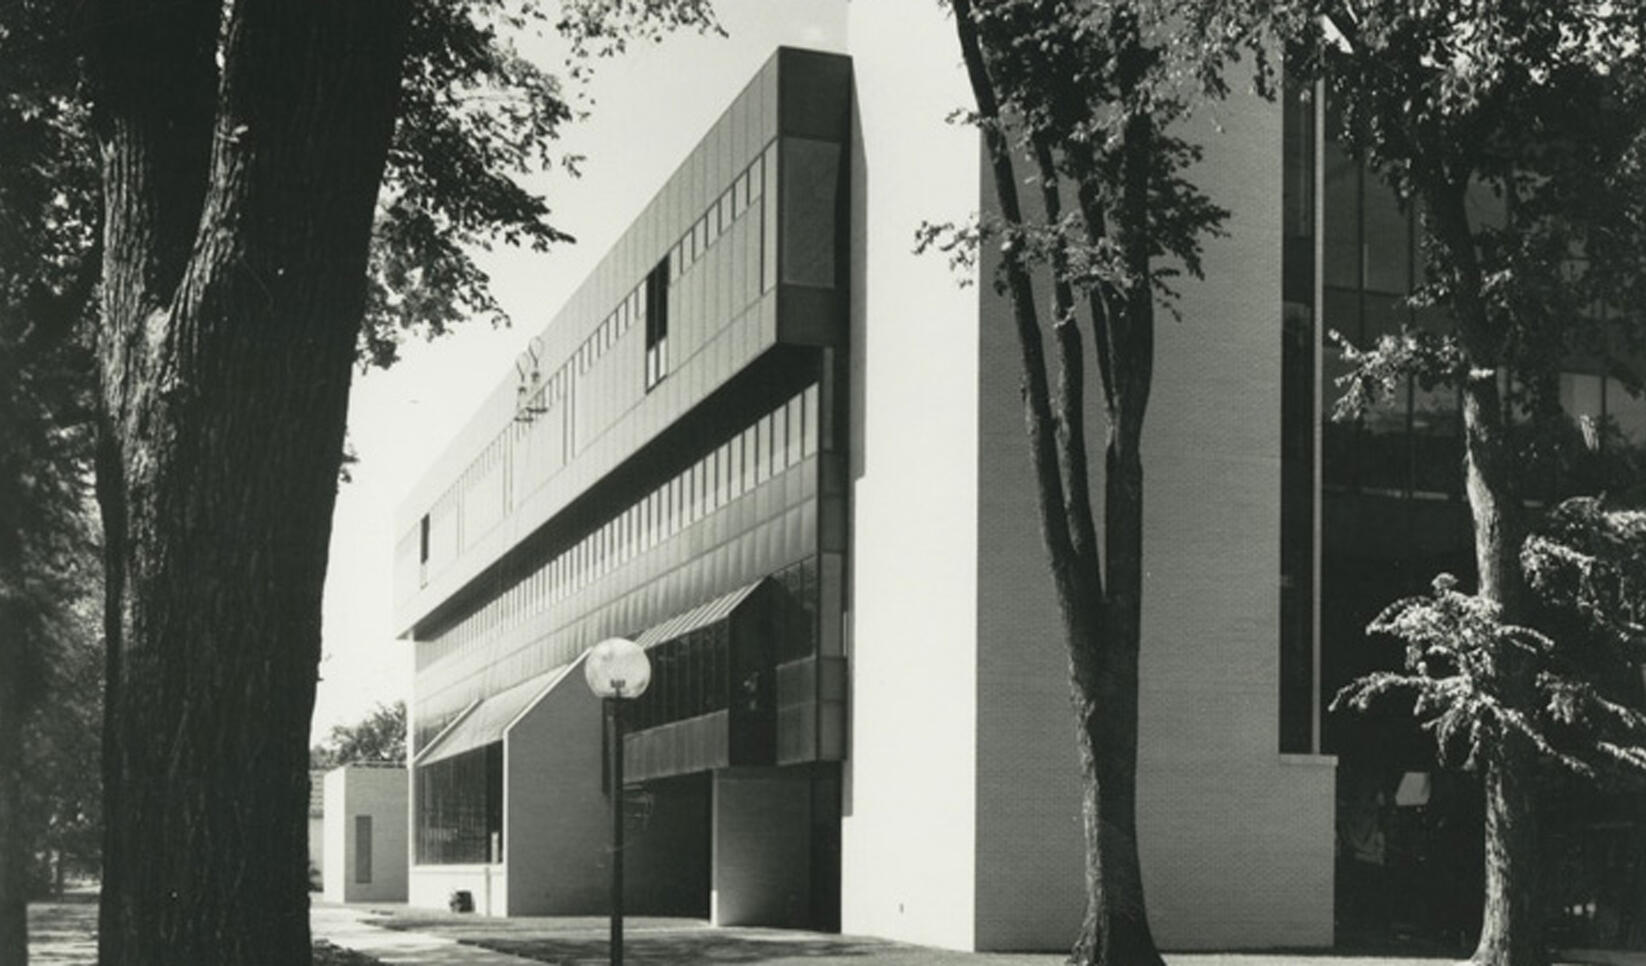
[1030,134,1104,588]
[951,0,1079,573]
[89,0,220,420]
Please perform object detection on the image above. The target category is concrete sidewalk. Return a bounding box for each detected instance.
[312,904,540,966]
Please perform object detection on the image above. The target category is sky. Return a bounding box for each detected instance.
[311,2,853,742]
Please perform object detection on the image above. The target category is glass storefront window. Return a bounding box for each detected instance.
[415,744,503,865]
[1362,176,1412,295]
[1323,140,1361,292]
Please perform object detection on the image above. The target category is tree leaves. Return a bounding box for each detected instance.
[1336,505,1646,784]
[309,701,406,770]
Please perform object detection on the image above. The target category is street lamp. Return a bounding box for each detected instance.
[584,637,651,966]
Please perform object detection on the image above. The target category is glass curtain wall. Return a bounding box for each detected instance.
[416,744,504,865]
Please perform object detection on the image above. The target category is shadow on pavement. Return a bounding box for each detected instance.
[473,933,888,964]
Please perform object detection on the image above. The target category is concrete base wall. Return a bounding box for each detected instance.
[409,864,506,916]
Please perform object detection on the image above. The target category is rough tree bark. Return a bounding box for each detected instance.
[951,4,1165,964]
[89,3,410,965]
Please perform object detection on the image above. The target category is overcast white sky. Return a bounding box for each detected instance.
[312,2,854,742]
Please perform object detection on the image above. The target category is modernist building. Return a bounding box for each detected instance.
[393,26,1339,950]
[392,3,1646,948]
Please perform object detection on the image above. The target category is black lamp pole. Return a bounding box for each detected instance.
[610,687,625,966]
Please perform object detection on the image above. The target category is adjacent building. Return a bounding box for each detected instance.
[391,11,1346,947]
[322,764,409,904]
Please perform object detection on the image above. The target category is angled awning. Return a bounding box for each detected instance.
[415,661,578,767]
[633,579,768,649]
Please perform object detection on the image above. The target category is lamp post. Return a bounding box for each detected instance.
[584,637,651,966]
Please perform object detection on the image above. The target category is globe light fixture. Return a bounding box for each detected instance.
[584,636,652,700]
[584,637,650,966]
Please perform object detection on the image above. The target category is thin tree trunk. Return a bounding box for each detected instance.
[91,4,409,965]
[1429,182,1543,966]
[1070,436,1161,966]
[0,627,25,966]
[1459,371,1542,966]
[1476,733,1544,966]
[949,6,1165,963]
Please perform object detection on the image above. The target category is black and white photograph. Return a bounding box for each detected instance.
[3,2,1645,965]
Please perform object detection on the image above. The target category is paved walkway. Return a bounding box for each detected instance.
[24,895,98,966]
[313,905,539,965]
[29,896,1646,966]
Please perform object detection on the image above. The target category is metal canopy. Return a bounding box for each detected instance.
[632,579,768,650]
[416,661,577,766]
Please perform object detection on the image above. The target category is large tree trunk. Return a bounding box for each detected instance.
[90,4,409,965]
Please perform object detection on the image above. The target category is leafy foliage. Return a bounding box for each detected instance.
[310,701,407,770]
[17,573,104,892]
[360,0,720,368]
[1303,0,1646,422]
[918,0,1279,315]
[1334,501,1646,782]
[0,0,104,901]
[362,1,577,368]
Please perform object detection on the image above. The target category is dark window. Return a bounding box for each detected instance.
[416,744,504,864]
[355,816,373,884]
[645,258,670,390]
[780,138,842,288]
[1280,80,1317,755]
[419,515,430,564]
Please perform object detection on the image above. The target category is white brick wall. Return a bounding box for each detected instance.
[972,70,1336,953]
[840,0,983,950]
[847,3,1335,951]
